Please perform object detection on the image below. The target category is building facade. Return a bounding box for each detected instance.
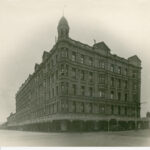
[7,17,145,131]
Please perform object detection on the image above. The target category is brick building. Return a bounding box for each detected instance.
[7,16,145,131]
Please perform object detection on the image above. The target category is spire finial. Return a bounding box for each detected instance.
[63,5,66,16]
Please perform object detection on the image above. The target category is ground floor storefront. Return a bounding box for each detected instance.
[6,119,149,132]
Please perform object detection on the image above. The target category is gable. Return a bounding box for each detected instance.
[94,41,110,51]
[128,55,141,67]
[93,41,110,55]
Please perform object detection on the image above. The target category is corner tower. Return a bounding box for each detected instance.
[57,16,69,40]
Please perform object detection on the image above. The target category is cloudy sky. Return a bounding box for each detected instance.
[0,0,150,122]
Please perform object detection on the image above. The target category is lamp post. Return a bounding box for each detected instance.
[135,101,147,130]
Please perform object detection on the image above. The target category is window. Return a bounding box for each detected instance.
[81,70,85,80]
[133,83,137,90]
[118,106,121,115]
[62,102,68,112]
[133,93,137,101]
[60,64,64,76]
[49,89,51,99]
[117,92,121,100]
[61,48,64,57]
[110,64,114,72]
[66,82,69,95]
[124,80,128,89]
[61,30,63,36]
[99,61,105,69]
[125,93,128,101]
[52,88,54,97]
[47,63,50,70]
[66,65,68,76]
[124,68,128,76]
[56,86,58,96]
[43,80,46,88]
[77,102,84,113]
[81,54,84,64]
[99,74,105,84]
[86,103,92,113]
[51,73,54,83]
[71,68,76,79]
[65,48,68,57]
[100,105,105,113]
[89,57,93,66]
[93,104,99,114]
[56,55,58,62]
[61,48,68,57]
[101,62,105,69]
[81,86,85,96]
[99,90,102,97]
[51,59,54,67]
[43,65,47,73]
[80,103,84,112]
[125,107,127,116]
[89,87,93,97]
[111,77,115,87]
[132,70,137,78]
[117,79,121,88]
[89,72,93,82]
[72,84,76,95]
[61,82,64,94]
[99,89,105,98]
[56,70,58,79]
[72,52,76,61]
[118,66,121,74]
[70,102,76,112]
[110,91,114,99]
[111,105,114,114]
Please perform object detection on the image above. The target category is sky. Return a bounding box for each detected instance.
[0,0,150,122]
